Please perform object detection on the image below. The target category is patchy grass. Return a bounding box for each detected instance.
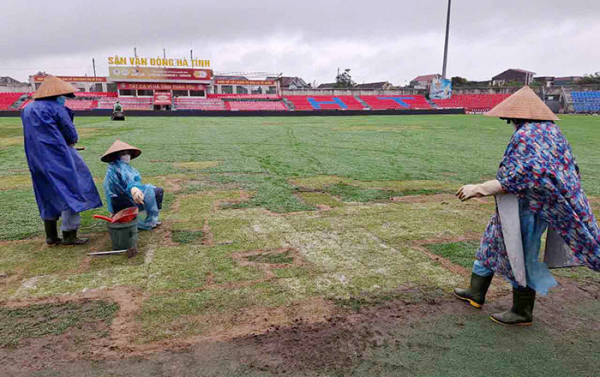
[297,192,345,208]
[247,250,294,264]
[1,115,600,372]
[172,230,204,244]
[0,300,118,348]
[426,240,481,269]
[173,161,221,170]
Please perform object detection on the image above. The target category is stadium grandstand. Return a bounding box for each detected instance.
[1,60,599,114]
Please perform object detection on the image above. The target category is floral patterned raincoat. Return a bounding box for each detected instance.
[476,122,600,284]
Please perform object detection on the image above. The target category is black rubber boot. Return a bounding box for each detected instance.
[454,273,494,308]
[44,220,62,245]
[62,230,89,246]
[491,287,536,326]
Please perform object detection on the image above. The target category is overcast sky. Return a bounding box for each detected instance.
[1,0,598,85]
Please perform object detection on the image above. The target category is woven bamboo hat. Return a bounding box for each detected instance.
[32,75,79,99]
[101,140,142,163]
[485,86,559,121]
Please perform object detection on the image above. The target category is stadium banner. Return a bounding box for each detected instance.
[34,75,107,83]
[117,83,205,90]
[108,56,210,68]
[214,79,275,86]
[109,66,213,82]
[429,78,452,99]
[153,91,172,105]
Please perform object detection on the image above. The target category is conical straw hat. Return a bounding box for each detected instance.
[101,140,142,163]
[485,86,559,121]
[32,75,79,99]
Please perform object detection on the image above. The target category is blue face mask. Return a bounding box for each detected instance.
[56,96,67,106]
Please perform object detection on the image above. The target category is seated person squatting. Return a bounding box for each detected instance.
[101,140,163,230]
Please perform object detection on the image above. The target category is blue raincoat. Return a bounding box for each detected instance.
[22,99,102,219]
[103,160,159,230]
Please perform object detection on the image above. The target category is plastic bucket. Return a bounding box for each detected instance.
[108,219,138,251]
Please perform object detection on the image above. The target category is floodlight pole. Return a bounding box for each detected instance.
[442,0,452,79]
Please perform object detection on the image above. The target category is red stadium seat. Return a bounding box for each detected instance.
[97,97,153,111]
[432,94,510,112]
[208,93,281,100]
[227,100,287,111]
[173,97,226,110]
[0,92,26,110]
[359,95,432,110]
[284,95,365,111]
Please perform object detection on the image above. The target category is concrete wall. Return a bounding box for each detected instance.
[0,85,30,93]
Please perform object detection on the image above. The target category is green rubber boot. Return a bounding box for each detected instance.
[491,287,536,326]
[62,230,89,246]
[454,273,494,308]
[44,220,62,246]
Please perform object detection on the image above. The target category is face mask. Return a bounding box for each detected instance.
[120,154,131,164]
[57,96,67,106]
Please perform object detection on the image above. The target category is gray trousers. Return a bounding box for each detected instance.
[47,209,81,231]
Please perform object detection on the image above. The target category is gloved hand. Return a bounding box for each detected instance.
[131,187,145,205]
[456,180,504,202]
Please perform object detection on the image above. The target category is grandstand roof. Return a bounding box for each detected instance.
[213,75,248,81]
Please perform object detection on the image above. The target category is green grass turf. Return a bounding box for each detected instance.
[2,115,600,240]
[1,115,600,375]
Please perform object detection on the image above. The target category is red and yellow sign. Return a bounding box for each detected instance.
[34,76,107,83]
[153,91,173,105]
[108,56,210,68]
[109,66,212,82]
[215,79,275,86]
[118,83,205,90]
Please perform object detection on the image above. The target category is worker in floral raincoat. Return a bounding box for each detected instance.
[101,140,163,230]
[22,75,102,246]
[454,86,600,326]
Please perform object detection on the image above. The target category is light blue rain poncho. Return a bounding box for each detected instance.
[102,142,160,230]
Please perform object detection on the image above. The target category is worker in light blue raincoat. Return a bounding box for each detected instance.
[22,75,102,246]
[101,140,163,230]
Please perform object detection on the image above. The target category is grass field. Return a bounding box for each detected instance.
[1,114,600,376]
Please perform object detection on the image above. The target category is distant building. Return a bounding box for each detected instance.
[317,82,337,89]
[276,76,310,90]
[534,76,555,88]
[492,69,535,86]
[0,76,29,92]
[355,81,394,90]
[410,74,441,90]
[554,76,582,86]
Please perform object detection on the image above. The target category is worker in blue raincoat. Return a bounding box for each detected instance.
[22,75,102,246]
[101,140,163,230]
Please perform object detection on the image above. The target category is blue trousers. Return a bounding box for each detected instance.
[473,198,558,296]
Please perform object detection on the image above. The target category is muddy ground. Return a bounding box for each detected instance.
[1,276,599,377]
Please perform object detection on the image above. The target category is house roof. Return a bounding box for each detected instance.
[0,76,24,85]
[492,69,536,79]
[355,81,391,89]
[411,74,440,82]
[317,82,337,89]
[278,76,309,88]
